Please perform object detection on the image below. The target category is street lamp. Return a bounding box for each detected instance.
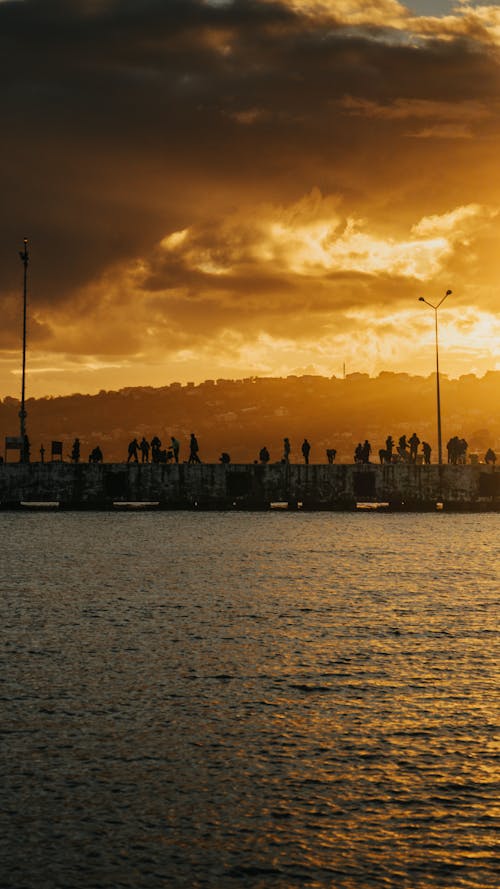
[19,238,29,461]
[418,289,452,465]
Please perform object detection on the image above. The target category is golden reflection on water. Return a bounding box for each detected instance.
[0,512,498,888]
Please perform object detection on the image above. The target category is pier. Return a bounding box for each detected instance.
[0,462,499,510]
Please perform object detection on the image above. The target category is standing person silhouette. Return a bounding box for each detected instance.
[150,435,162,463]
[361,440,371,464]
[188,433,201,464]
[71,438,80,464]
[409,432,420,463]
[139,437,150,463]
[127,438,139,463]
[422,441,432,464]
[301,438,311,465]
[398,434,408,461]
[171,436,180,463]
[283,438,291,463]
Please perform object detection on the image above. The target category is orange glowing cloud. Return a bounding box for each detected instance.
[0,0,499,397]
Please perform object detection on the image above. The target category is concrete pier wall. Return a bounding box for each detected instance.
[0,462,499,509]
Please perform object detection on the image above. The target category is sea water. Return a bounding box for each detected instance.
[1,512,498,888]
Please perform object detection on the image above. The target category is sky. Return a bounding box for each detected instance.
[1,0,500,397]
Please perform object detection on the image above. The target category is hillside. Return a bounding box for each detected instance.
[1,372,498,464]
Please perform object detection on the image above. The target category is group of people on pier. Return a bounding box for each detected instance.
[258,439,338,465]
[23,433,495,467]
[373,433,432,465]
[446,436,469,465]
[126,434,184,464]
[260,438,313,464]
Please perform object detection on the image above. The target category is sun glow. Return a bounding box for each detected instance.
[154,193,492,284]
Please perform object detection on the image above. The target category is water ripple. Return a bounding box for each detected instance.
[0,512,498,888]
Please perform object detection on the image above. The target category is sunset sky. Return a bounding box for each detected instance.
[1,0,500,397]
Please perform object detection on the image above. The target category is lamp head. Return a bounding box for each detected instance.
[446,289,452,296]
[418,297,425,302]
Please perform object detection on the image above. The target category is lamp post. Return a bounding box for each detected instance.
[418,289,452,465]
[19,238,29,461]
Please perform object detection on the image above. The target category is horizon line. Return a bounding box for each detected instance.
[1,367,499,403]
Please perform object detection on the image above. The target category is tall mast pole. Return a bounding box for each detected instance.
[19,238,29,458]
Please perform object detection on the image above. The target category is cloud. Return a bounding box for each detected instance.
[277,0,500,47]
[22,190,491,383]
[411,5,500,44]
[278,0,409,28]
[341,95,491,122]
[313,1,500,47]
[411,203,495,237]
[1,0,500,395]
[155,191,491,283]
[408,123,474,138]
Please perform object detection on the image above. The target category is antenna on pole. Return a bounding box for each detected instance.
[19,238,29,462]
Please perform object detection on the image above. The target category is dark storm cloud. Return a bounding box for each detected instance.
[1,0,499,354]
[0,0,296,289]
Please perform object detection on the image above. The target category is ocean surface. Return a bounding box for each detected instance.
[0,512,498,889]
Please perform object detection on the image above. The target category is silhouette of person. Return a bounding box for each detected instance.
[259,446,270,463]
[139,437,150,463]
[301,438,311,465]
[171,436,180,463]
[398,434,408,460]
[283,437,291,463]
[379,436,394,464]
[89,446,103,463]
[485,448,496,465]
[188,433,201,464]
[354,443,363,463]
[150,435,162,463]
[326,448,336,464]
[219,452,231,464]
[127,438,139,463]
[409,432,420,463]
[361,440,371,464]
[447,435,467,465]
[71,438,80,464]
[22,434,30,464]
[40,444,45,464]
[422,441,432,464]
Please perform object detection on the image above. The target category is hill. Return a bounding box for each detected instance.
[1,372,498,464]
